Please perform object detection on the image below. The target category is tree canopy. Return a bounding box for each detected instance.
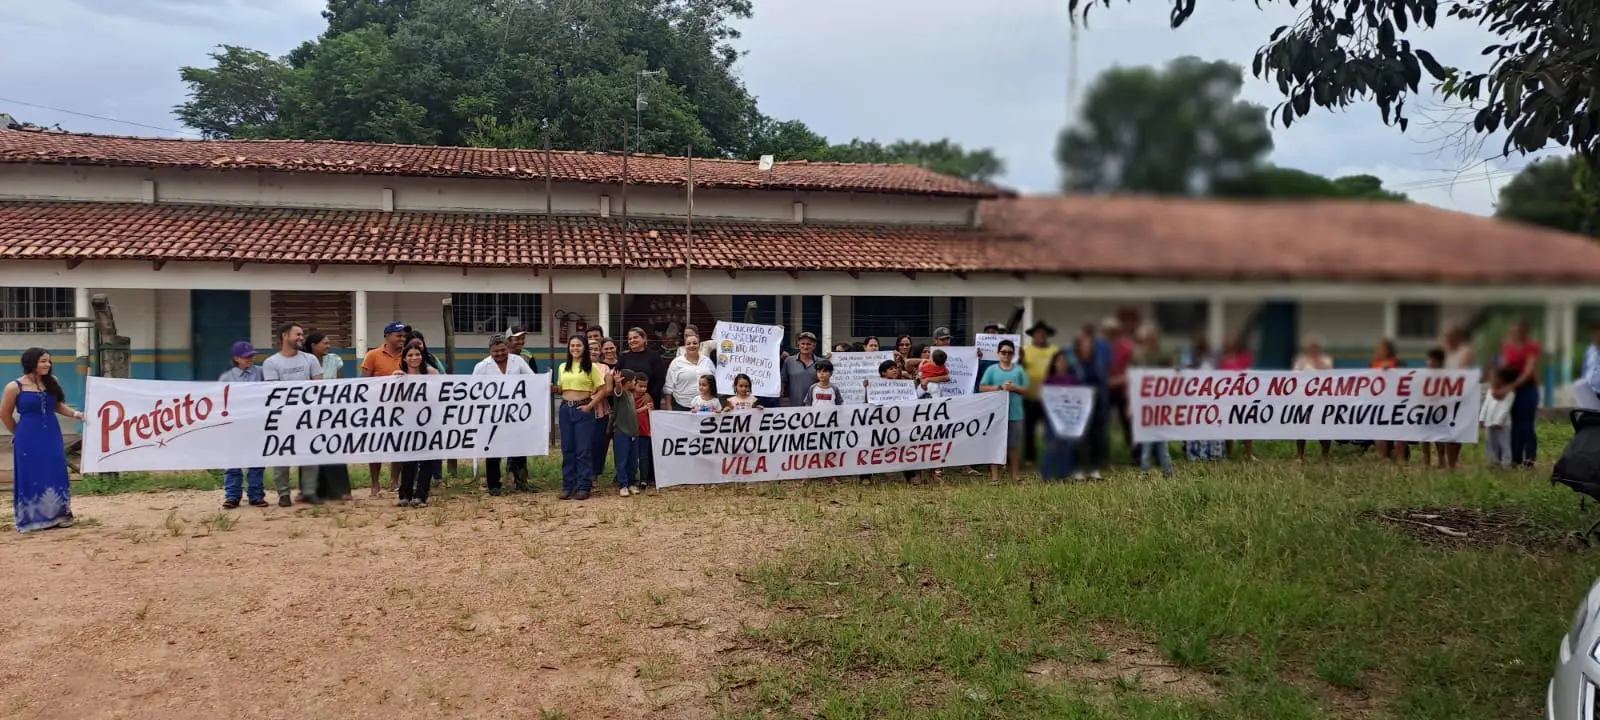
[1495,155,1600,235]
[1213,166,1409,201]
[1057,56,1274,193]
[174,0,1004,181]
[1067,0,1600,171]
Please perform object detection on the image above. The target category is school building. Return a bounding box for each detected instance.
[3,127,1600,428]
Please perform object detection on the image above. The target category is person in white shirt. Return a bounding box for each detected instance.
[1292,334,1334,462]
[262,323,323,505]
[1481,366,1517,468]
[664,330,715,410]
[474,334,538,495]
[1578,323,1600,411]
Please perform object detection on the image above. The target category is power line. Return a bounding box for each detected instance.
[0,96,198,136]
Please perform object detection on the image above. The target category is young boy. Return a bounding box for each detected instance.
[1481,366,1516,469]
[634,371,655,490]
[979,339,1029,483]
[805,360,842,483]
[610,370,643,496]
[1421,348,1447,469]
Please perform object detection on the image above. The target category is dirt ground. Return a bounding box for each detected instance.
[0,487,800,720]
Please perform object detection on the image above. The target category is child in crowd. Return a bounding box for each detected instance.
[1421,348,1447,469]
[1040,351,1077,482]
[690,375,722,414]
[725,373,763,411]
[919,349,950,398]
[979,339,1028,483]
[805,360,842,484]
[610,370,643,496]
[1482,366,1517,468]
[634,374,655,489]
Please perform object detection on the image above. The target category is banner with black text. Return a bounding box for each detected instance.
[82,374,552,473]
[1129,369,1480,443]
[650,392,1008,485]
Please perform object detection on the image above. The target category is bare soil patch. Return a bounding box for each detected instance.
[0,488,802,719]
[1026,626,1217,701]
[1357,507,1551,551]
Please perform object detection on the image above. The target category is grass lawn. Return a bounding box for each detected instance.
[722,423,1593,719]
[11,424,1592,718]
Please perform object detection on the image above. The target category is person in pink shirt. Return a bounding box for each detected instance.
[1103,317,1137,462]
[1218,337,1256,461]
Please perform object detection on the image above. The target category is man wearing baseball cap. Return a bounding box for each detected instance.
[218,341,268,509]
[359,321,408,497]
[782,331,822,407]
[505,325,541,373]
[932,327,953,346]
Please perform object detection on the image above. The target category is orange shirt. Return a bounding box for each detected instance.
[362,346,403,376]
[919,359,949,381]
[1370,357,1399,369]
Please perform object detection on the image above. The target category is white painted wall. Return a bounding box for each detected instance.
[0,164,978,226]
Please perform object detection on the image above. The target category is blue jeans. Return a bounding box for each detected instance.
[1511,383,1540,466]
[613,433,639,488]
[1041,436,1075,481]
[559,403,596,493]
[223,467,264,502]
[1139,442,1173,474]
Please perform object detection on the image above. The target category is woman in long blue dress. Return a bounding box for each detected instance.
[2,347,83,533]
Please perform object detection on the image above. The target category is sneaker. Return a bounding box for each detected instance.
[412,500,428,508]
[248,499,270,508]
[574,490,591,501]
[619,487,632,497]
[1089,470,1103,480]
[1070,472,1086,481]
[558,490,572,501]
[397,499,411,508]
[487,488,503,497]
[222,499,240,509]
[277,495,293,508]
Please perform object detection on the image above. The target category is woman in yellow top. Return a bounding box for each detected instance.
[555,336,610,500]
[1019,321,1060,466]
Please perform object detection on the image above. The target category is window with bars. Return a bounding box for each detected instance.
[450,293,543,334]
[0,287,74,333]
[850,296,932,339]
[1152,300,1208,336]
[1396,302,1440,340]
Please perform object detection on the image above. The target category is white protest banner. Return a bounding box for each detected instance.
[831,351,896,404]
[711,321,784,397]
[82,374,552,473]
[1041,385,1095,439]
[931,346,980,397]
[975,334,1022,356]
[651,393,1008,484]
[1129,369,1481,443]
[866,378,920,405]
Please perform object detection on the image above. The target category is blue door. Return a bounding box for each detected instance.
[1256,301,1298,370]
[192,290,253,381]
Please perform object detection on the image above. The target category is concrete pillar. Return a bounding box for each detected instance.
[74,287,91,376]
[773,295,783,326]
[597,293,611,338]
[1381,297,1398,341]
[1207,295,1225,353]
[1561,301,1578,388]
[1547,301,1563,406]
[354,290,369,354]
[821,295,834,351]
[1021,296,1035,334]
[790,294,803,333]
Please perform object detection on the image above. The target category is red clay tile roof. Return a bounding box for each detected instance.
[0,128,1012,199]
[4,196,1597,282]
[980,194,1600,283]
[0,201,1029,273]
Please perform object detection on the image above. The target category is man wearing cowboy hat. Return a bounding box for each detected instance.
[1020,319,1060,465]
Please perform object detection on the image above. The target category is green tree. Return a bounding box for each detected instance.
[1212,166,1409,200]
[1057,57,1273,193]
[1067,0,1600,171]
[173,0,1004,180]
[1495,155,1600,235]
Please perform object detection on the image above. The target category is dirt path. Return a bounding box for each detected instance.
[0,488,800,719]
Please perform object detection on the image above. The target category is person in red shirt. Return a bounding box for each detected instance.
[1369,338,1406,462]
[1218,338,1257,461]
[1499,319,1543,467]
[1103,317,1137,461]
[634,378,655,489]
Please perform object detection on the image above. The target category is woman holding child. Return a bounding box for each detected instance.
[1499,320,1542,468]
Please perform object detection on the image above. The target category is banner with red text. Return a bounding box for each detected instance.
[1129,369,1480,443]
[650,392,1008,485]
[82,374,551,473]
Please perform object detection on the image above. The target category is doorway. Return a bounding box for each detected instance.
[1256,300,1299,370]
[191,290,253,381]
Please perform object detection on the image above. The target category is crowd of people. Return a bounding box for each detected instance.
[3,310,1578,534]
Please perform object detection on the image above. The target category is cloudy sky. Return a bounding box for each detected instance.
[0,0,1553,215]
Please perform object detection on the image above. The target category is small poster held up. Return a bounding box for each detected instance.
[831,351,896,404]
[931,346,981,398]
[1041,385,1095,439]
[975,334,1022,356]
[711,321,785,397]
[866,378,919,404]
